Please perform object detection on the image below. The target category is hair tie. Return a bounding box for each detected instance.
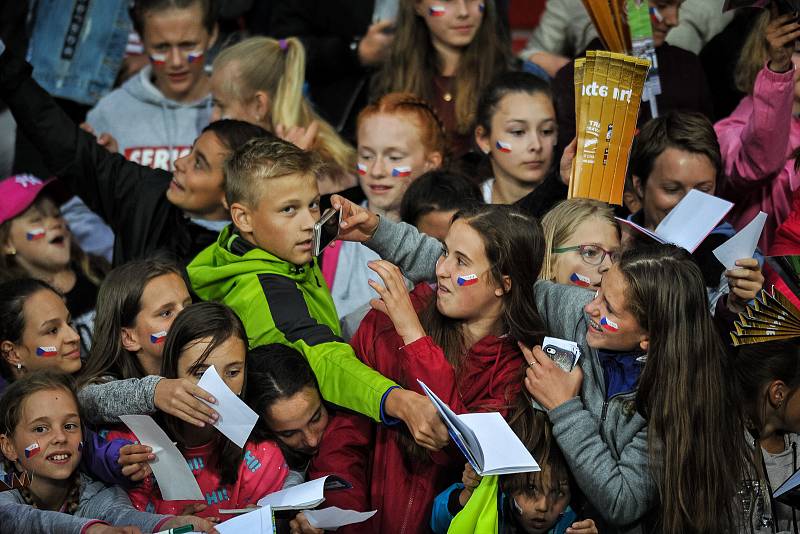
[278,39,288,51]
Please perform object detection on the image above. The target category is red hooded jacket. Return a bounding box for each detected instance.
[309,283,524,533]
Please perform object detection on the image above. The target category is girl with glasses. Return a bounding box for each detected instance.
[541,199,620,289]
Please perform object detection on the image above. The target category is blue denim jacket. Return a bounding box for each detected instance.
[26,0,131,106]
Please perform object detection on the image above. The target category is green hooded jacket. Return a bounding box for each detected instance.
[187,226,397,421]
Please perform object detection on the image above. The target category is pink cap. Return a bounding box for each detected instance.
[0,174,56,225]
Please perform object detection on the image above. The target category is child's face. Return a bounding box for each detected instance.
[435,219,505,322]
[552,216,620,289]
[265,386,330,456]
[649,0,683,47]
[142,4,215,102]
[584,266,649,352]
[123,273,192,362]
[210,63,265,127]
[1,289,81,376]
[168,131,229,219]
[357,113,441,217]
[416,209,457,242]
[0,388,82,483]
[634,147,716,230]
[4,198,71,273]
[178,335,246,395]
[477,92,557,192]
[236,173,321,266]
[416,0,484,51]
[511,477,571,534]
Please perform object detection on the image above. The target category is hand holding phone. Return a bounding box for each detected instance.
[313,208,342,256]
[541,337,581,372]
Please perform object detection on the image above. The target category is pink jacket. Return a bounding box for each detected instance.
[715,65,800,252]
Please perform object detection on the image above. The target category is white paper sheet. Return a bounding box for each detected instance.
[305,507,377,530]
[713,211,767,270]
[417,380,539,476]
[118,415,203,501]
[257,475,328,510]
[615,217,665,244]
[654,189,733,252]
[214,505,274,534]
[196,365,258,448]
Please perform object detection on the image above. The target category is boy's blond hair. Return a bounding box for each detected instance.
[225,137,325,207]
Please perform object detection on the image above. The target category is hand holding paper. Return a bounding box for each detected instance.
[118,415,203,501]
[196,365,258,448]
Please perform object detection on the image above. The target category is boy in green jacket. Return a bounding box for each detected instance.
[187,137,446,441]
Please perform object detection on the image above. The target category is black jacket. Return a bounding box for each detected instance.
[0,48,218,267]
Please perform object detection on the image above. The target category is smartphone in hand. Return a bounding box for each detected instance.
[313,208,342,256]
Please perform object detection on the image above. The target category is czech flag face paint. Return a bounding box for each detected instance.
[495,140,512,153]
[457,273,479,287]
[649,6,663,24]
[36,346,58,358]
[149,52,168,67]
[392,166,412,178]
[150,330,167,344]
[570,272,592,287]
[26,228,46,241]
[187,50,204,64]
[356,163,368,176]
[429,5,446,16]
[24,443,40,459]
[600,316,619,333]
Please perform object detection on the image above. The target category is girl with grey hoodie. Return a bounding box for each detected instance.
[329,195,753,534]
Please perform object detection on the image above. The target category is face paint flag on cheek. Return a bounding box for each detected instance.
[570,272,592,287]
[600,316,619,332]
[24,443,40,459]
[429,5,446,16]
[457,273,479,287]
[36,346,58,358]
[392,166,412,178]
[357,163,368,176]
[148,52,168,67]
[495,140,512,153]
[187,50,204,64]
[26,228,46,241]
[150,330,167,344]
[649,6,663,25]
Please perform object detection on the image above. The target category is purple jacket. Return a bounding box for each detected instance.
[81,428,131,487]
[715,64,800,252]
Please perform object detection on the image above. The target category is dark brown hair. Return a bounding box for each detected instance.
[629,111,722,191]
[620,244,749,533]
[370,0,510,135]
[130,0,218,37]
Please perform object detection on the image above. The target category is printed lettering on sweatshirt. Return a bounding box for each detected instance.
[124,146,192,171]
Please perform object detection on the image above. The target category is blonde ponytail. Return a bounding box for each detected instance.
[214,36,356,183]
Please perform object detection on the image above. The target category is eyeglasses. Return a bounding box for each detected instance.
[552,244,619,266]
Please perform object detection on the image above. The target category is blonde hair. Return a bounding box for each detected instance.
[539,199,618,281]
[213,36,356,183]
[225,137,325,208]
[735,11,770,95]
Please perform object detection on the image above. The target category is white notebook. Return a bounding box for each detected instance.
[417,379,540,476]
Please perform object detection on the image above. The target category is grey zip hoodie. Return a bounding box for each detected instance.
[364,217,657,533]
[0,472,171,532]
[86,65,211,171]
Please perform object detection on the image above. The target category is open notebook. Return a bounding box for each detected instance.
[418,380,539,476]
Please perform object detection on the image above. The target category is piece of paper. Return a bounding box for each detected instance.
[713,211,766,270]
[305,507,377,530]
[197,365,258,448]
[616,190,733,253]
[417,380,540,476]
[215,505,274,534]
[257,475,328,510]
[654,190,733,253]
[119,415,203,501]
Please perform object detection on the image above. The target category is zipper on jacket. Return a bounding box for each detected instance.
[601,401,609,422]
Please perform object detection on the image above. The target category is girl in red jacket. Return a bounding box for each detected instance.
[304,204,546,534]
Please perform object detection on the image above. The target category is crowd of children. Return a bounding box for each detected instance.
[0,0,798,533]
